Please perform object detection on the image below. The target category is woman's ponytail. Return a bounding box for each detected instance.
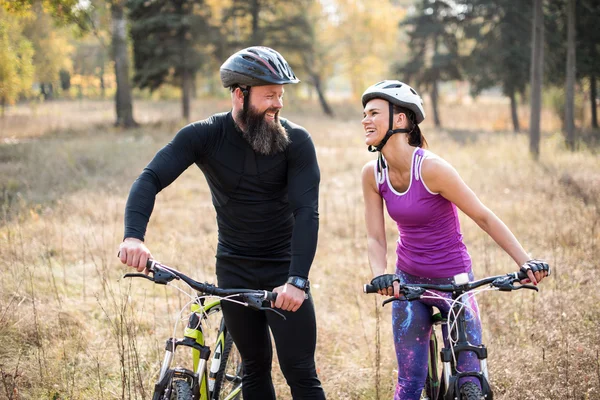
[393,105,428,148]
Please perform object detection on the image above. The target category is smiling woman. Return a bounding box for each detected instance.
[359,80,550,400]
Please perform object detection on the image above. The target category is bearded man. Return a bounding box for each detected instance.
[118,47,325,399]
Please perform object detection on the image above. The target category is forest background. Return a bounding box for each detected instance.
[0,0,599,399]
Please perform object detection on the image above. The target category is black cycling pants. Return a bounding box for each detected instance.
[217,257,326,400]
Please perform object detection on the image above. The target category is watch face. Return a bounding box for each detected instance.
[288,276,308,290]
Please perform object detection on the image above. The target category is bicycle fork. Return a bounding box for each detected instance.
[440,310,493,399]
[155,311,212,399]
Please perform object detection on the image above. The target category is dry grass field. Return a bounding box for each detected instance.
[0,97,599,400]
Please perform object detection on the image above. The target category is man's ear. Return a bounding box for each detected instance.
[237,87,245,99]
[232,87,245,108]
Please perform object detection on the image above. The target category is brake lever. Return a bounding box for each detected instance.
[261,307,287,320]
[123,273,155,282]
[152,267,179,285]
[235,294,287,320]
[382,297,398,307]
[514,284,539,292]
[381,295,408,307]
[492,277,539,292]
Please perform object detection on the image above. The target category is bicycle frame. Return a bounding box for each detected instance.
[366,270,537,400]
[125,258,279,400]
[435,293,493,400]
[153,297,241,400]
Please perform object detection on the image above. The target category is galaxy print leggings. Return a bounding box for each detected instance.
[392,270,482,400]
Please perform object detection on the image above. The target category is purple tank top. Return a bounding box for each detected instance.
[377,147,471,278]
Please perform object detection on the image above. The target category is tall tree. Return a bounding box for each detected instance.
[276,1,334,116]
[564,0,576,150]
[2,0,138,127]
[331,0,406,99]
[216,0,336,116]
[0,9,34,116]
[460,0,532,132]
[544,0,599,131]
[111,0,136,127]
[399,0,463,128]
[127,0,212,120]
[575,0,600,130]
[529,0,544,159]
[20,2,75,100]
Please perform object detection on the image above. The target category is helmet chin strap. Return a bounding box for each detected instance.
[368,103,410,174]
[241,86,251,113]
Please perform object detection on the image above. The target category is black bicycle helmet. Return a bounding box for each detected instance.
[220,46,300,88]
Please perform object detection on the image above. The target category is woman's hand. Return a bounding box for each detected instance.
[370,274,400,297]
[520,259,550,285]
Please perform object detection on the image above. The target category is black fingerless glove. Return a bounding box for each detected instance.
[370,274,399,291]
[520,259,550,275]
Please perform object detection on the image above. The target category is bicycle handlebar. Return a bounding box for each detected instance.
[123,258,278,303]
[363,270,537,297]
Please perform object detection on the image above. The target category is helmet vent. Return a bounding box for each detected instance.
[242,55,257,62]
[268,59,282,75]
[384,83,403,89]
[410,88,417,95]
[247,49,260,55]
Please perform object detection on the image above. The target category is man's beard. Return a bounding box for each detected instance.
[236,105,290,155]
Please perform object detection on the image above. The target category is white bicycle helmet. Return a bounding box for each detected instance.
[361,80,425,124]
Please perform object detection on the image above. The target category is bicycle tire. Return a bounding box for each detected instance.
[169,379,193,400]
[458,381,483,400]
[212,332,243,400]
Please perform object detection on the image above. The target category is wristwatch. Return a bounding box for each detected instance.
[286,276,310,292]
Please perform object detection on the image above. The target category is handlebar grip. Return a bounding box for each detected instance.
[146,258,157,271]
[266,292,278,302]
[364,284,378,294]
[516,270,532,281]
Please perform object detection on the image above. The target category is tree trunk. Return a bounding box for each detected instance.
[99,64,106,99]
[529,0,544,160]
[310,73,333,117]
[250,0,260,44]
[431,81,441,128]
[590,33,598,130]
[191,73,197,99]
[111,0,136,128]
[564,0,576,151]
[41,83,53,100]
[509,88,520,133]
[182,67,192,121]
[591,74,598,129]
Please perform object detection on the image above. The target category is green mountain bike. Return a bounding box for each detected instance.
[123,259,282,400]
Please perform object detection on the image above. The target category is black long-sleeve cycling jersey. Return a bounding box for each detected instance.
[124,111,320,279]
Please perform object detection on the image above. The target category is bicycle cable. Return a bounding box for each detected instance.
[418,286,499,367]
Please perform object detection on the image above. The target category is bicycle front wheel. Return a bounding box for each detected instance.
[459,381,483,400]
[169,379,193,400]
[212,332,243,400]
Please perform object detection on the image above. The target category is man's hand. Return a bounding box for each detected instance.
[272,283,306,312]
[118,238,152,273]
